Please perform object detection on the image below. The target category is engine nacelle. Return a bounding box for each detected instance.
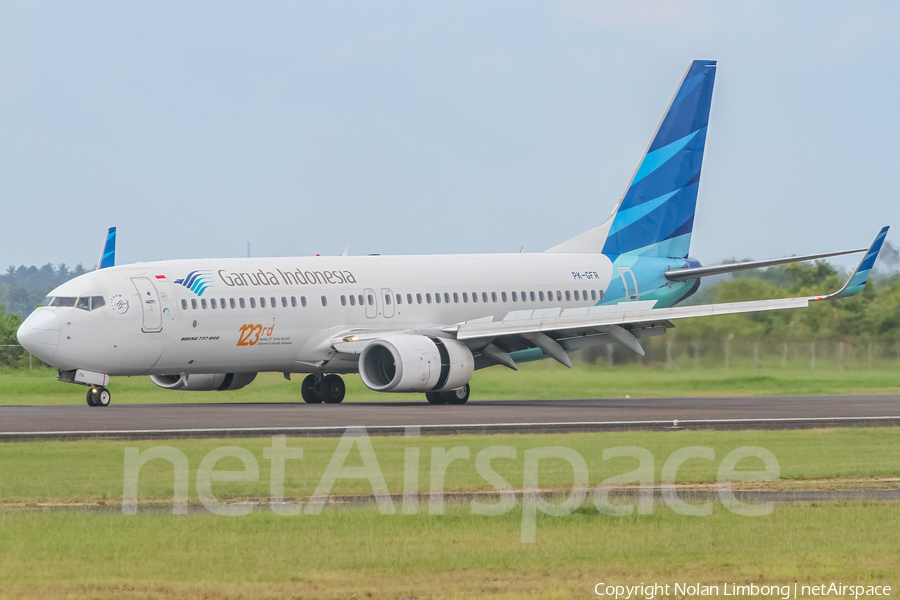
[149,372,258,391]
[359,335,474,393]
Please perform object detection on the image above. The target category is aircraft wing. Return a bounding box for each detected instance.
[333,227,889,369]
[446,226,890,368]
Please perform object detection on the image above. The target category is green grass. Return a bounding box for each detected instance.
[0,502,898,599]
[2,428,899,506]
[2,362,899,406]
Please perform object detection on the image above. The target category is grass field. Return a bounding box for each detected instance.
[1,428,898,506]
[1,502,898,599]
[2,362,899,406]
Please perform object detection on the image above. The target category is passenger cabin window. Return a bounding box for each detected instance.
[462,292,468,303]
[260,297,266,308]
[349,295,356,306]
[341,295,347,306]
[301,296,308,307]
[181,299,188,310]
[358,294,364,306]
[192,299,198,309]
[435,293,441,304]
[444,293,450,303]
[471,292,478,303]
[385,294,392,305]
[416,293,422,304]
[201,299,207,309]
[574,290,580,301]
[482,292,488,303]
[530,291,535,302]
[249,298,256,309]
[290,297,297,308]
[511,291,517,302]
[231,298,237,309]
[270,297,276,308]
[367,294,374,305]
[426,293,432,304]
[501,291,507,302]
[321,296,328,307]
[491,292,497,302]
[453,292,459,303]
[76,297,90,311]
[556,291,562,301]
[239,298,246,308]
[210,298,217,309]
[282,297,287,307]
[407,293,413,304]
[599,290,605,300]
[582,289,587,300]
[396,294,402,305]
[538,291,544,301]
[565,291,571,301]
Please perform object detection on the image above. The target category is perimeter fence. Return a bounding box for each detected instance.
[583,337,900,371]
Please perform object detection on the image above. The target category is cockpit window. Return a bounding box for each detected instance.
[56,297,77,307]
[40,295,106,310]
[76,297,90,311]
[40,296,53,307]
[91,296,105,310]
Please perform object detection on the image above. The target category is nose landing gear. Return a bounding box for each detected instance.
[301,374,346,404]
[86,387,111,407]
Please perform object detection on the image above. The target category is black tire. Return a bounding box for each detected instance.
[319,374,345,404]
[425,391,447,405]
[301,375,323,403]
[445,384,470,405]
[95,387,111,407]
[86,389,97,407]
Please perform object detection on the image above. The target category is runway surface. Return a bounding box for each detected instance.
[2,394,899,441]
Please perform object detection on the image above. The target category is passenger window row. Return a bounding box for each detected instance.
[179,288,605,311]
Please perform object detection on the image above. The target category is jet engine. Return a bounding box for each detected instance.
[358,335,474,393]
[149,372,258,391]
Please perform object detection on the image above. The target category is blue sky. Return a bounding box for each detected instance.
[2,1,898,270]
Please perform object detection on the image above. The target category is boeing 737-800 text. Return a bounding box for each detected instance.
[16,60,889,407]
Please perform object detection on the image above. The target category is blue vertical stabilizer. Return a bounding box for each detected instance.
[602,60,717,259]
[97,227,116,270]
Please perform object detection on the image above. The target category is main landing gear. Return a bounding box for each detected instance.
[86,386,111,407]
[301,374,346,404]
[425,383,470,405]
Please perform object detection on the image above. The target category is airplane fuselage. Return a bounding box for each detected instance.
[25,252,694,377]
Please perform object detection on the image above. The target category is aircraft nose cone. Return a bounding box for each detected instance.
[17,309,60,362]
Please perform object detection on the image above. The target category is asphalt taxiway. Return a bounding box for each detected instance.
[1,394,898,441]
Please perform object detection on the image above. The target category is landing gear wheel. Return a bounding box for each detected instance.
[425,392,448,405]
[87,387,111,407]
[319,375,345,404]
[445,384,470,405]
[95,387,111,407]
[301,375,323,403]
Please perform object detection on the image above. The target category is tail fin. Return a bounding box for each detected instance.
[548,60,716,257]
[96,227,116,270]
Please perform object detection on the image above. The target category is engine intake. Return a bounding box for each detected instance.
[359,335,474,393]
[149,372,257,391]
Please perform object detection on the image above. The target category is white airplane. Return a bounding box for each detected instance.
[17,60,889,407]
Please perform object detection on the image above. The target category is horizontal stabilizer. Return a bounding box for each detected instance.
[814,226,890,301]
[665,247,867,282]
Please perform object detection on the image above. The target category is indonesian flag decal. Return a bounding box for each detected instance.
[155,275,167,281]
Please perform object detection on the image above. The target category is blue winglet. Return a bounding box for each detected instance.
[97,227,116,270]
[817,226,890,300]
